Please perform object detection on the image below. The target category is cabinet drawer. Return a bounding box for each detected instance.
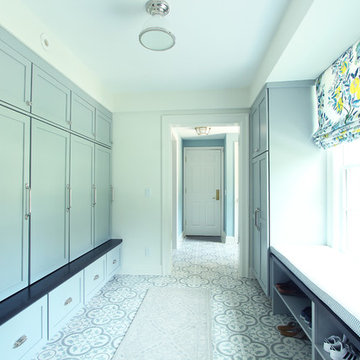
[48,272,83,338]
[84,256,106,302]
[0,296,47,360]
[106,245,121,278]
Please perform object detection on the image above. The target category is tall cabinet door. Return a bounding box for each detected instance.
[30,120,70,283]
[0,107,29,301]
[0,40,32,111]
[94,145,111,246]
[70,136,95,260]
[251,152,269,294]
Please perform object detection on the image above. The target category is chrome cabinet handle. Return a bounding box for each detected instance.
[25,100,32,107]
[64,297,73,306]
[254,208,261,231]
[13,335,27,349]
[66,184,71,211]
[93,274,99,281]
[112,259,117,265]
[92,185,97,206]
[25,183,31,220]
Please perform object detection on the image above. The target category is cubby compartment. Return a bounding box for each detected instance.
[271,253,360,360]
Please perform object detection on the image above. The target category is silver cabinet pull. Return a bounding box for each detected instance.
[112,259,117,265]
[254,208,261,231]
[92,185,97,206]
[64,297,73,306]
[13,335,27,349]
[93,274,99,281]
[25,183,31,220]
[66,184,71,211]
[25,100,32,107]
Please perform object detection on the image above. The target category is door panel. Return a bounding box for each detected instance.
[185,148,221,236]
[0,107,29,301]
[32,65,71,129]
[96,110,112,146]
[0,40,31,111]
[94,146,111,246]
[251,107,260,157]
[31,120,70,283]
[251,152,269,294]
[70,136,94,260]
[71,93,95,139]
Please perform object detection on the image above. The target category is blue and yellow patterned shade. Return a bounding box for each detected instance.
[313,40,360,149]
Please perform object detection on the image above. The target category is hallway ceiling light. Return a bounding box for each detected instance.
[139,0,175,51]
[195,126,211,136]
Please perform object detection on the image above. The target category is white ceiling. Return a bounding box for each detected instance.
[21,0,290,94]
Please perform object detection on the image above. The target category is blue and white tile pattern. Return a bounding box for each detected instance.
[32,240,311,360]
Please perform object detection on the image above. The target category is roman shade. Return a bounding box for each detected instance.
[313,40,360,149]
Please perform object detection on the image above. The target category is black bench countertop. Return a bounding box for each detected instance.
[0,239,122,326]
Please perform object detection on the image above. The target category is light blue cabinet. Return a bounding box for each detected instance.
[95,146,111,246]
[0,107,30,301]
[70,136,95,261]
[0,39,31,111]
[96,109,112,146]
[30,120,70,283]
[31,65,71,129]
[71,93,95,139]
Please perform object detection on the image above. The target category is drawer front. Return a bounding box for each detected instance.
[48,272,83,335]
[0,296,47,360]
[84,256,106,300]
[106,245,121,277]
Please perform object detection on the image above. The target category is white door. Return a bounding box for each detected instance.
[184,148,222,236]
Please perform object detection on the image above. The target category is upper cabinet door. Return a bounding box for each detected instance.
[31,65,71,129]
[0,107,29,302]
[258,96,268,154]
[96,109,112,146]
[0,40,31,111]
[30,120,70,283]
[94,145,111,246]
[250,106,260,158]
[71,93,95,139]
[250,89,268,158]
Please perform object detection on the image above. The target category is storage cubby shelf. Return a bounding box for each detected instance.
[274,287,312,340]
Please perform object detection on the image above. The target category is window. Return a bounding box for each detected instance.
[328,140,360,253]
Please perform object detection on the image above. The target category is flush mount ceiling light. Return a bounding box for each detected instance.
[139,0,175,51]
[195,126,211,136]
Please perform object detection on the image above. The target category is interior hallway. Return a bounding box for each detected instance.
[32,240,311,360]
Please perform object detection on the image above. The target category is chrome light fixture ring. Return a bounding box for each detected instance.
[139,27,175,51]
[146,0,170,16]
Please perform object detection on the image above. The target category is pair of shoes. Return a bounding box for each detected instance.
[300,306,312,328]
[277,321,298,332]
[276,321,307,339]
[275,281,303,296]
[324,334,359,360]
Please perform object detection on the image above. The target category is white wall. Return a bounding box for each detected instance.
[112,112,162,274]
[112,110,248,275]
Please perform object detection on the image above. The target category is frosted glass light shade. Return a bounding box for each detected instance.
[139,27,175,51]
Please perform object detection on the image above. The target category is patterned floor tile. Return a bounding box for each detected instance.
[31,240,311,360]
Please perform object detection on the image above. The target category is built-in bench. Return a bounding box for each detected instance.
[270,244,360,360]
[0,239,122,360]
